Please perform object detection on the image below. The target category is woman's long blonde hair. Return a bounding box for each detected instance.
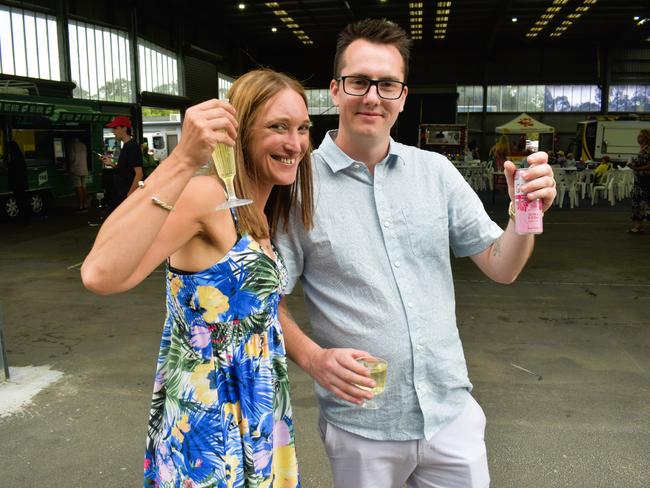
[224,68,314,239]
[639,129,650,149]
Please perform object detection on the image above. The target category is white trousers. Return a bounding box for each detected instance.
[318,395,490,488]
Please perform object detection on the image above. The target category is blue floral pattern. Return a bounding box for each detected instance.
[144,234,299,488]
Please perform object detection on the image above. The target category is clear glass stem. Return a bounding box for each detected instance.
[223,176,237,200]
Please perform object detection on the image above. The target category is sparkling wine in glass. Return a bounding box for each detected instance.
[212,142,252,210]
[355,356,388,410]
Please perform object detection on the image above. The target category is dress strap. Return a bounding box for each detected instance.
[229,207,243,238]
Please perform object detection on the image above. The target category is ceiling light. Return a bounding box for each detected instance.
[293,30,305,35]
[265,2,279,7]
[286,23,299,28]
[634,16,640,20]
[273,10,287,16]
[238,3,246,9]
[583,0,597,4]
[409,2,423,7]
[437,9,450,15]
[280,17,293,22]
[512,17,517,23]
[438,1,451,6]
[271,27,277,32]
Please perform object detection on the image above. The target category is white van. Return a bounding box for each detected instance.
[143,131,168,161]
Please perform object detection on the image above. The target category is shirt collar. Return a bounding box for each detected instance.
[318,130,404,173]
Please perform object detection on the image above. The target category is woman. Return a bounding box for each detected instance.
[82,69,314,487]
[489,134,509,171]
[628,129,650,233]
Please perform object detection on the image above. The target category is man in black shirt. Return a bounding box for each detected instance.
[102,116,143,211]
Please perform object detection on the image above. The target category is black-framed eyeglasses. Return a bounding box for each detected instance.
[336,76,406,100]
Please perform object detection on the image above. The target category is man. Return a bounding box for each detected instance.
[102,116,143,211]
[68,136,89,211]
[275,19,557,488]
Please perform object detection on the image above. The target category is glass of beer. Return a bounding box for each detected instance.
[355,356,388,410]
[212,141,252,210]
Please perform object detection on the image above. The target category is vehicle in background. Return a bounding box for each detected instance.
[577,118,650,162]
[142,117,181,162]
[0,88,113,220]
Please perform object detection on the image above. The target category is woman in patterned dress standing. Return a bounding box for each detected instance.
[628,129,650,233]
[82,69,314,487]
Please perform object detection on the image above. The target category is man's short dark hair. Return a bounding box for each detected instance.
[333,18,412,82]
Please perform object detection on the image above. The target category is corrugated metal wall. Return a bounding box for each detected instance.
[183,56,218,104]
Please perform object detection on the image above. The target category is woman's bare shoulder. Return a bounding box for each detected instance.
[178,174,227,208]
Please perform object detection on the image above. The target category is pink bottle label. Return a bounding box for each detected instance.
[514,169,543,235]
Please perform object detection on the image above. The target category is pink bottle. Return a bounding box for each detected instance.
[514,168,543,235]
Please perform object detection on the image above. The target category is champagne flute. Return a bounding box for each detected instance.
[212,141,252,210]
[354,356,388,410]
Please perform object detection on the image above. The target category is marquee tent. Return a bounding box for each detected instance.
[495,113,554,134]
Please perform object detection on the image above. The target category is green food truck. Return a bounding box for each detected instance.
[0,93,117,219]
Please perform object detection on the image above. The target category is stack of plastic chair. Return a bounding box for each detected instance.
[616,167,635,200]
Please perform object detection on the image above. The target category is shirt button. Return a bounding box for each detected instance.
[394,260,401,268]
[384,221,391,228]
[416,344,423,351]
[353,163,362,170]
[407,302,414,308]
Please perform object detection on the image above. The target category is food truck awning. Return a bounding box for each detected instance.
[0,97,56,117]
[51,105,117,123]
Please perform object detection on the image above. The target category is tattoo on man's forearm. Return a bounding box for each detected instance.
[492,237,502,257]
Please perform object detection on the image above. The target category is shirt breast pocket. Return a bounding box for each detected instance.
[401,207,448,259]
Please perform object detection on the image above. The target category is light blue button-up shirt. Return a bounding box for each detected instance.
[275,130,503,441]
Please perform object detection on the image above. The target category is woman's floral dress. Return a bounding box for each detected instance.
[144,224,299,488]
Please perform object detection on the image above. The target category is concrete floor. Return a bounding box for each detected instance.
[0,193,649,487]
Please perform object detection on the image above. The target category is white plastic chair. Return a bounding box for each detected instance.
[616,167,634,199]
[576,169,594,200]
[591,171,618,206]
[555,170,579,208]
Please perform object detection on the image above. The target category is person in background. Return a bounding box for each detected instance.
[68,136,89,211]
[469,139,481,161]
[275,18,556,488]
[594,155,612,183]
[489,134,509,171]
[141,141,158,178]
[82,68,312,487]
[628,129,650,234]
[565,152,577,167]
[101,116,143,211]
